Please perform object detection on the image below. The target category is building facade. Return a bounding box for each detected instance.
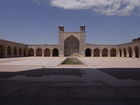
[0,26,140,58]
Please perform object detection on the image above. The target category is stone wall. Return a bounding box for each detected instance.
[0,39,28,58]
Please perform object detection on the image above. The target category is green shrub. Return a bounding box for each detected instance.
[61,58,83,65]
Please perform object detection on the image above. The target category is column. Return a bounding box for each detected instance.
[108,49,111,57]
[34,48,36,56]
[50,49,52,57]
[126,49,129,57]
[91,50,93,57]
[121,49,124,57]
[100,49,102,57]
[93,49,94,57]
[132,49,135,58]
[116,49,120,57]
[42,49,44,57]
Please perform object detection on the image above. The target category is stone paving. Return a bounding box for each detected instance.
[78,57,140,68]
[0,68,140,105]
[0,57,140,105]
[0,57,140,72]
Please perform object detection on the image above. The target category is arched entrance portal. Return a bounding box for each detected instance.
[64,36,79,56]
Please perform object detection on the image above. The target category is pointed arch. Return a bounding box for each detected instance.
[102,48,108,57]
[52,48,59,57]
[44,48,50,57]
[85,48,92,57]
[36,48,42,56]
[110,48,116,57]
[64,36,79,56]
[28,48,34,56]
[94,48,100,57]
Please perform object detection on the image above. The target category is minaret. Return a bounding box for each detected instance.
[58,25,64,32]
[80,25,86,32]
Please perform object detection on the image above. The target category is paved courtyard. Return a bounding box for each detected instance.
[0,57,140,72]
[0,57,140,105]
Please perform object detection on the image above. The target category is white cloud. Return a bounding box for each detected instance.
[33,0,140,16]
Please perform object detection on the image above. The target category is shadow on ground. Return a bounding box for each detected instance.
[0,68,85,79]
[0,68,140,105]
[98,68,140,80]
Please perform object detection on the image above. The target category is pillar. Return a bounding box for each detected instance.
[50,49,52,57]
[116,49,120,57]
[126,49,129,57]
[91,50,93,57]
[108,49,111,57]
[34,48,36,56]
[121,49,124,57]
[42,49,44,57]
[100,49,102,57]
[132,49,135,58]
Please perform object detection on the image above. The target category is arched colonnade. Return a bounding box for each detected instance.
[85,46,140,58]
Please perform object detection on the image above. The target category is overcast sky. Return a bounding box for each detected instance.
[0,0,140,45]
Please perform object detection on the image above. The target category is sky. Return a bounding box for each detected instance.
[0,0,140,45]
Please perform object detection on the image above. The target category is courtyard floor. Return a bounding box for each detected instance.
[0,57,140,72]
[0,57,140,105]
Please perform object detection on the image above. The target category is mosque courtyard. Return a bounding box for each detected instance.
[0,57,140,105]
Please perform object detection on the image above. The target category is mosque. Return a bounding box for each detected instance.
[0,26,140,58]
